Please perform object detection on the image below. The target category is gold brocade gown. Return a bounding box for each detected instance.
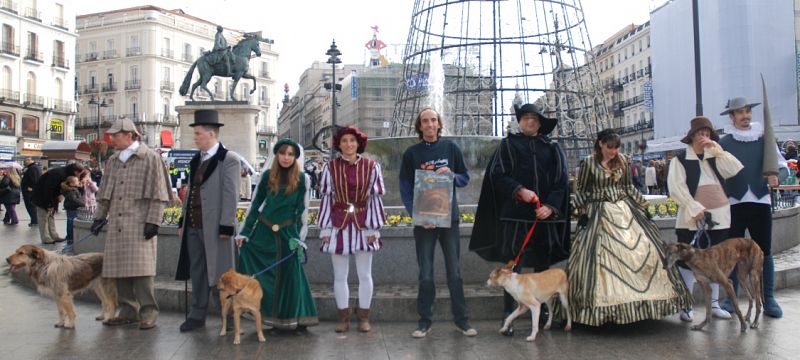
[569,156,692,326]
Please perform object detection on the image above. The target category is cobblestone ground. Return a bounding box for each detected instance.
[1,212,798,359]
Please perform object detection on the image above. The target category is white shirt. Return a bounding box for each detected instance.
[200,142,220,161]
[118,141,140,163]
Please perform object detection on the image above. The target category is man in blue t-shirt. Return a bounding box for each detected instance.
[399,107,476,338]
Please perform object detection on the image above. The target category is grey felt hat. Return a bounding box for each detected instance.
[720,97,761,116]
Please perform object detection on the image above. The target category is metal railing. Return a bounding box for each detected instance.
[24,50,43,62]
[101,82,116,92]
[160,81,174,91]
[160,48,173,59]
[182,53,193,62]
[124,113,141,121]
[0,0,18,13]
[51,17,68,29]
[80,85,98,94]
[259,71,270,78]
[24,93,44,107]
[23,7,40,21]
[82,52,98,62]
[103,49,118,59]
[125,79,141,90]
[0,89,20,102]
[52,55,68,69]
[0,42,19,56]
[51,99,72,112]
[126,47,141,57]
[257,125,277,136]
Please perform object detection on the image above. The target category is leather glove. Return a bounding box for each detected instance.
[577,214,589,227]
[144,223,159,240]
[90,219,107,235]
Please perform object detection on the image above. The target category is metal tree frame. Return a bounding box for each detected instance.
[391,0,609,155]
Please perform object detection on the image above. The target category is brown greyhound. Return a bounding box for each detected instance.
[664,238,764,332]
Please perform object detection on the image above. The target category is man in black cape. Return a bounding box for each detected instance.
[469,103,570,335]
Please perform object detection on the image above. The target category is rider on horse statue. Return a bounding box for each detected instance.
[211,25,233,76]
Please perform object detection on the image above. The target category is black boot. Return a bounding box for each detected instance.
[763,255,783,318]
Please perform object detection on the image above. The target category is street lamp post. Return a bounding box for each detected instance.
[326,40,342,129]
[88,96,107,166]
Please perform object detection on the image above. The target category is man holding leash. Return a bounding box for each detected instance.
[469,103,570,336]
[175,110,241,332]
[718,96,787,318]
[91,118,171,329]
[399,107,477,338]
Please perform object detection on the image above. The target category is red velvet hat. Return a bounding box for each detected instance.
[333,126,368,153]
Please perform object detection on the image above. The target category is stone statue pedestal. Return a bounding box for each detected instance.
[175,102,260,166]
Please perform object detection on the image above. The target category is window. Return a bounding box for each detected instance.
[26,31,38,57]
[54,78,62,100]
[624,47,628,60]
[130,35,138,48]
[3,66,12,90]
[639,39,643,53]
[26,71,35,95]
[129,65,138,80]
[242,84,249,100]
[0,112,14,135]
[163,98,170,119]
[183,43,191,61]
[88,40,96,53]
[162,66,170,82]
[89,70,96,88]
[106,71,114,89]
[129,96,138,117]
[22,115,39,137]
[107,39,114,50]
[2,24,14,52]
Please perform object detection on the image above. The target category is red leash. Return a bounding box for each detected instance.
[512,198,541,266]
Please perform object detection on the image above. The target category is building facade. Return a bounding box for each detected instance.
[1,0,77,159]
[75,5,278,149]
[592,22,654,159]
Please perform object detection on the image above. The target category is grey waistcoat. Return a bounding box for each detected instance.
[718,134,769,200]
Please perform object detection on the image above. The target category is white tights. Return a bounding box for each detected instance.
[331,252,374,310]
[679,267,723,307]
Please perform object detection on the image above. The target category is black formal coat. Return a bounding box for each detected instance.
[469,133,570,270]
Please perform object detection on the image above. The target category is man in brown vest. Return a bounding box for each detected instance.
[175,109,241,332]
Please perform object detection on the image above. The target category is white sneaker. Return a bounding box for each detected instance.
[711,306,732,319]
[411,326,431,338]
[679,309,694,322]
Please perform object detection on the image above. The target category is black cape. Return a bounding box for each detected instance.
[469,134,571,270]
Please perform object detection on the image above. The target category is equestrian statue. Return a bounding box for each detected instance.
[180,26,268,101]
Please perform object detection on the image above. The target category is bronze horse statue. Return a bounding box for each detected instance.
[179,35,262,101]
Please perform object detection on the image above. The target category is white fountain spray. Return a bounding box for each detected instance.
[426,52,447,134]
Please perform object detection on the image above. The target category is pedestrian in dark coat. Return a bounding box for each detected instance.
[31,163,85,244]
[469,103,570,334]
[1,169,22,225]
[20,158,40,226]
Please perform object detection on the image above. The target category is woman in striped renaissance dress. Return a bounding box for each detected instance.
[569,129,692,326]
[318,126,386,333]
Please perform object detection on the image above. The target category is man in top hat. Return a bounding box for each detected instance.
[175,110,241,332]
[469,102,570,336]
[667,116,743,322]
[718,97,788,318]
[91,118,171,329]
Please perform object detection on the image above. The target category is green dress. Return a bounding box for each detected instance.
[569,156,692,326]
[238,171,319,329]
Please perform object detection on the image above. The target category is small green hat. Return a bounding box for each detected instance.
[273,138,300,156]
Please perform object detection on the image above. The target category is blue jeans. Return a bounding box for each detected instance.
[65,209,77,244]
[414,223,469,328]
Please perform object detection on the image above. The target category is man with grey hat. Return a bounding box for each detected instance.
[718,96,788,318]
[667,116,743,322]
[174,109,241,332]
[469,103,570,335]
[91,118,172,329]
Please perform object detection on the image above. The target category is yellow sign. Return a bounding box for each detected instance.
[49,119,64,134]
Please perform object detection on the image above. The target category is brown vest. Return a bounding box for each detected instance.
[187,158,211,228]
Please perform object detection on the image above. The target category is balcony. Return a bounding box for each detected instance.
[182,53,193,62]
[257,125,277,136]
[160,81,174,92]
[0,89,20,103]
[23,7,40,22]
[125,113,142,122]
[52,55,69,69]
[101,82,117,92]
[0,0,18,14]
[0,42,19,57]
[24,50,43,63]
[83,52,98,62]
[613,119,654,135]
[75,117,99,129]
[24,93,44,108]
[160,48,173,59]
[126,47,141,57]
[622,96,644,109]
[51,99,72,112]
[79,85,98,95]
[103,49,118,59]
[125,80,141,90]
[258,97,270,106]
[154,114,178,126]
[259,70,270,79]
[51,17,68,30]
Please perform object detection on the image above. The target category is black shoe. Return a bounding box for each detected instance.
[28,223,37,227]
[179,318,205,332]
[53,238,66,243]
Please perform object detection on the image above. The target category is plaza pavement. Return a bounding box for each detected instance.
[1,211,799,359]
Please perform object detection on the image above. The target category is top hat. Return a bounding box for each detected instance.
[106,118,140,135]
[681,116,719,144]
[720,97,761,116]
[189,110,224,127]
[514,103,558,135]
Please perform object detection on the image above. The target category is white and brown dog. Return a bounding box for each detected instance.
[6,244,118,329]
[486,261,572,341]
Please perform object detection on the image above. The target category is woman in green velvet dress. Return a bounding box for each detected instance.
[236,139,319,331]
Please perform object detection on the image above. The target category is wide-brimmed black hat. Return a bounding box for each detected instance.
[189,109,224,127]
[514,103,557,135]
[720,97,761,116]
[681,116,720,144]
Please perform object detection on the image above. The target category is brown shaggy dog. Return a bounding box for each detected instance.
[218,269,266,345]
[6,244,118,329]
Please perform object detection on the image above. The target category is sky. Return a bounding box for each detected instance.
[72,0,667,95]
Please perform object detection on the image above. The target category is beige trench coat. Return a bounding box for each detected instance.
[95,142,171,278]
